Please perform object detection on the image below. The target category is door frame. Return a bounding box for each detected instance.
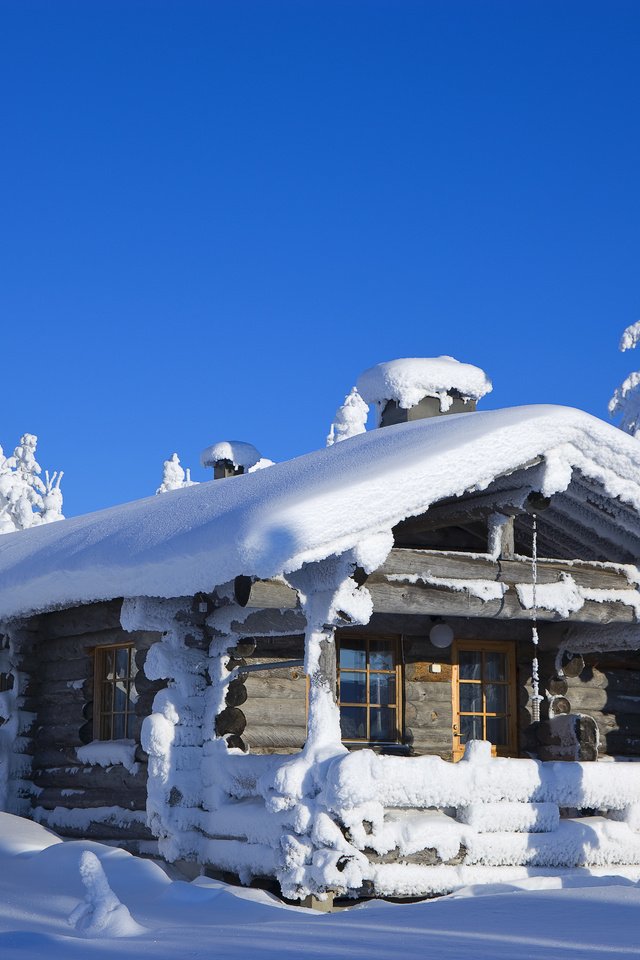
[451,639,518,761]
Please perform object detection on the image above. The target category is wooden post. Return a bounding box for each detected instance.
[488,513,515,559]
[306,624,340,746]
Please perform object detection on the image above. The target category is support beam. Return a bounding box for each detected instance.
[235,549,639,625]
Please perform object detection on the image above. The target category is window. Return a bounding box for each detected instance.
[452,640,517,761]
[93,644,138,740]
[338,636,401,744]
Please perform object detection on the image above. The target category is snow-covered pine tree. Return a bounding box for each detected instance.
[326,387,369,446]
[40,471,65,524]
[156,453,198,494]
[0,434,64,533]
[0,447,16,535]
[610,321,640,437]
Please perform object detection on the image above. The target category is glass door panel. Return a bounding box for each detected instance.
[452,641,516,761]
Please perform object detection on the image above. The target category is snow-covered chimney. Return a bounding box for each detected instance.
[200,440,272,479]
[356,357,492,428]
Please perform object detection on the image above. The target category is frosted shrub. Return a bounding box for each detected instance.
[0,434,64,534]
[610,321,640,437]
[156,453,198,494]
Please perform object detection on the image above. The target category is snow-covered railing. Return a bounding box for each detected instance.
[199,741,640,900]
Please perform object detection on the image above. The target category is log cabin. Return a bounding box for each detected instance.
[3,357,640,903]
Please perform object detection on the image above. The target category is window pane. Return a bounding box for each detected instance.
[486,716,507,746]
[340,706,367,739]
[340,671,367,704]
[369,640,394,671]
[459,651,481,680]
[369,673,395,706]
[102,680,114,712]
[114,681,130,713]
[115,648,129,678]
[128,681,139,705]
[486,683,507,713]
[485,652,506,681]
[112,713,126,740]
[459,683,482,713]
[340,644,366,669]
[103,649,114,679]
[370,707,396,742]
[460,714,483,743]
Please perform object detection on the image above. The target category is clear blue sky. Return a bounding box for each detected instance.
[2,0,639,516]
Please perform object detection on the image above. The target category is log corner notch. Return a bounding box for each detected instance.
[234,575,299,610]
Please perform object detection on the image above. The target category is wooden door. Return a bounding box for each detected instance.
[452,640,517,761]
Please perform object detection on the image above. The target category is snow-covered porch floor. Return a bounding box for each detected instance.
[2,812,640,960]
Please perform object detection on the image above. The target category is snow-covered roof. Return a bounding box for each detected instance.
[1,405,640,621]
[356,357,492,412]
[200,441,262,470]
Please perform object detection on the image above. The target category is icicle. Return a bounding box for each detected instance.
[530,513,543,722]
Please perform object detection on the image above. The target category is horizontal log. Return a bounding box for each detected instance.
[33,747,89,768]
[235,577,299,610]
[404,682,454,705]
[237,549,639,624]
[243,699,306,727]
[594,713,640,738]
[33,765,146,791]
[566,667,640,694]
[561,688,640,714]
[30,658,90,683]
[243,725,306,748]
[252,636,305,656]
[244,677,306,699]
[239,659,304,675]
[378,549,637,590]
[598,733,640,756]
[36,787,147,808]
[232,610,306,638]
[39,819,153,842]
[40,600,124,639]
[366,580,635,624]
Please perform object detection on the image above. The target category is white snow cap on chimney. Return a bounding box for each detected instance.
[357,356,492,416]
[200,440,262,471]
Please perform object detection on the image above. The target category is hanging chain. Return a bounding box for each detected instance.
[531,512,542,722]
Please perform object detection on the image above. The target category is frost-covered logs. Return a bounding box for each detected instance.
[156,453,198,494]
[610,321,640,437]
[0,434,64,534]
[123,597,210,863]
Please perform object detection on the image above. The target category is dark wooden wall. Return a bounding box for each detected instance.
[560,650,640,758]
[242,635,306,754]
[23,600,162,848]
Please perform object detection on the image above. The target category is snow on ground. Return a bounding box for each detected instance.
[1,813,640,959]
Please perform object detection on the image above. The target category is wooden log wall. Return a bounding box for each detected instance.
[340,615,561,760]
[241,635,307,754]
[21,599,163,847]
[553,650,640,759]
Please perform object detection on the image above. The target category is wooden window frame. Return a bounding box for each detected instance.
[451,639,517,761]
[337,635,403,745]
[93,642,137,741]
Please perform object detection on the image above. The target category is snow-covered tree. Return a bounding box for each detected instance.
[40,471,65,524]
[610,321,640,437]
[156,453,198,494]
[0,434,64,534]
[326,387,369,446]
